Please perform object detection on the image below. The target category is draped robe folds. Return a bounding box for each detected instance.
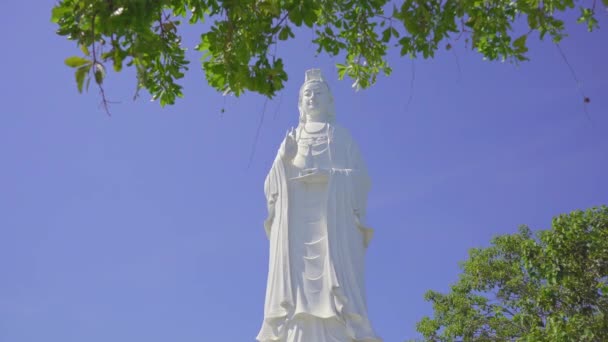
[257,125,381,342]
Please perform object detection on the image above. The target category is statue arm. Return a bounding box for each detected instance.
[263,192,278,239]
[349,138,373,247]
[330,134,374,247]
[263,143,290,239]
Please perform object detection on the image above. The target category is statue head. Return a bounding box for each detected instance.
[298,69,335,124]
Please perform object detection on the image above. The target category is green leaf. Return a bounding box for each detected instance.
[513,35,527,52]
[278,26,291,41]
[113,52,123,72]
[75,65,90,93]
[65,56,91,68]
[80,45,90,57]
[391,27,400,38]
[51,5,70,23]
[50,0,605,107]
[381,28,391,43]
[527,12,538,29]
[302,7,317,28]
[336,64,348,79]
[288,9,303,26]
[416,206,608,341]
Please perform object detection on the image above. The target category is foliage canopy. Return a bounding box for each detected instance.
[416,206,608,341]
[51,0,606,108]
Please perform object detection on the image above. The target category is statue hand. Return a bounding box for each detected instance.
[295,168,329,183]
[279,128,297,160]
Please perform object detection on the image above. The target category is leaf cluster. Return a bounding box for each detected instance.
[417,206,608,341]
[51,0,606,107]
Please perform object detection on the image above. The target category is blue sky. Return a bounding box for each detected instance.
[1,2,607,341]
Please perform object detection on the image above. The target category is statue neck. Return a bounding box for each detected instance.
[305,113,330,123]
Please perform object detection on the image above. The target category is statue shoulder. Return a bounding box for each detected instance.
[330,124,354,142]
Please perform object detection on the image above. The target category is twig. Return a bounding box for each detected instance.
[220,95,227,116]
[91,13,112,116]
[452,47,462,82]
[269,12,291,49]
[273,91,283,120]
[273,13,290,30]
[404,59,416,114]
[97,78,111,114]
[555,43,591,122]
[247,98,269,169]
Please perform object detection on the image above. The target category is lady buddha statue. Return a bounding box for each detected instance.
[256,69,381,342]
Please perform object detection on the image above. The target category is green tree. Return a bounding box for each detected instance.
[416,206,608,341]
[52,0,606,108]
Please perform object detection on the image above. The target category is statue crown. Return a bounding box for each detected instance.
[304,68,324,83]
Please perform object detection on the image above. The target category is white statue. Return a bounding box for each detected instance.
[256,69,381,342]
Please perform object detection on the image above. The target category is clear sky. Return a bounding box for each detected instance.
[1,2,607,342]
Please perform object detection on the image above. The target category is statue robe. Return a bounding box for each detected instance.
[256,125,381,342]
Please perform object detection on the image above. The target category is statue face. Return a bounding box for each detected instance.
[301,82,332,119]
